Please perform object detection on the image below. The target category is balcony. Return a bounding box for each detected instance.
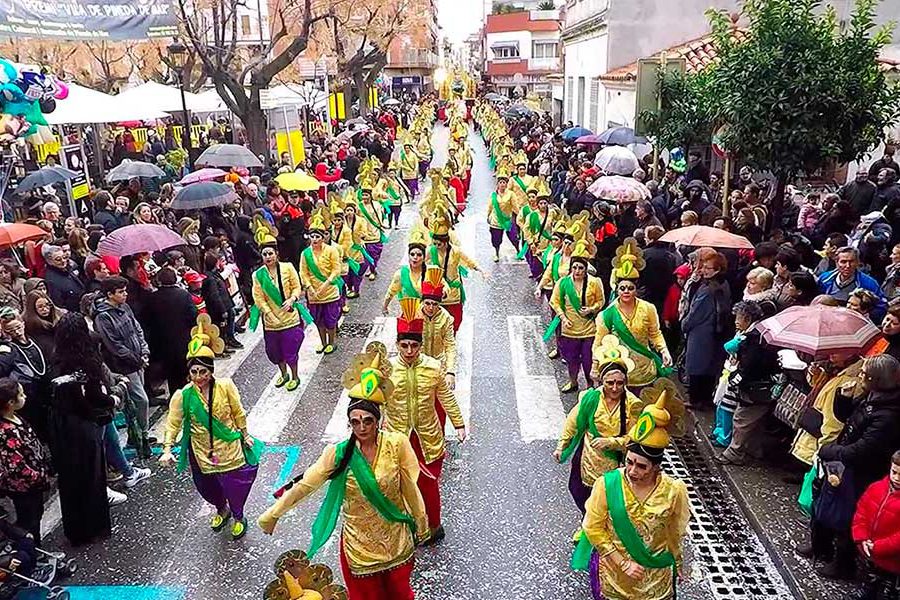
[389,49,440,68]
[528,57,562,71]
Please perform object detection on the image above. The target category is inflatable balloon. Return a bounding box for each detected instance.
[0,58,67,140]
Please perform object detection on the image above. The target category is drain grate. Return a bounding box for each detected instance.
[665,437,795,599]
[339,322,374,338]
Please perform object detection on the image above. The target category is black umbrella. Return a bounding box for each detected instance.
[16,166,79,192]
[171,182,239,210]
[597,126,647,146]
[503,104,533,119]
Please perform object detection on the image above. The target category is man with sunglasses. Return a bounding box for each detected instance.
[384,298,466,544]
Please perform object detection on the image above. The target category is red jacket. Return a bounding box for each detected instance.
[314,162,343,200]
[852,476,900,574]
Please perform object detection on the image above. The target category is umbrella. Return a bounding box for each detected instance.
[345,117,367,126]
[593,145,640,176]
[336,126,369,141]
[196,144,263,168]
[0,223,49,248]
[503,104,533,119]
[658,225,754,249]
[275,172,320,192]
[575,134,604,145]
[382,98,401,106]
[561,126,592,141]
[597,126,647,146]
[484,92,506,102]
[97,224,187,258]
[757,305,881,358]
[107,159,166,182]
[171,182,239,210]
[588,175,651,203]
[179,168,228,185]
[16,166,80,192]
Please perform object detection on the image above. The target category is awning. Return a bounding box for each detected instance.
[45,83,169,124]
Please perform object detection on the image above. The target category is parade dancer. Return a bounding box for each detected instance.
[521,179,561,280]
[358,175,387,281]
[385,298,467,543]
[425,210,483,333]
[417,131,433,185]
[572,385,690,600]
[592,238,673,389]
[383,225,429,314]
[421,265,458,429]
[258,343,427,600]
[248,217,311,391]
[326,197,352,315]
[554,336,642,514]
[400,140,420,201]
[487,165,519,262]
[299,209,343,355]
[509,150,532,218]
[549,238,605,393]
[342,195,370,299]
[160,322,263,540]
[538,215,586,358]
[383,161,407,229]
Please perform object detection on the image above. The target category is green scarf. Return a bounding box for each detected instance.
[428,245,467,304]
[302,247,345,292]
[490,192,512,231]
[572,469,677,577]
[177,384,264,474]
[558,389,602,463]
[399,266,421,299]
[541,245,554,268]
[601,303,672,378]
[308,438,418,559]
[512,175,528,193]
[358,200,389,243]
[248,266,315,330]
[543,276,583,342]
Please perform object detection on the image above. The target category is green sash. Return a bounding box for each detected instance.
[558,389,602,463]
[248,266,314,330]
[302,247,345,292]
[386,186,401,205]
[512,175,528,193]
[541,245,554,268]
[490,192,512,231]
[358,200,389,243]
[399,266,421,299]
[428,245,467,304]
[601,304,672,378]
[543,276,582,342]
[347,257,361,275]
[308,438,418,559]
[177,384,264,474]
[572,469,677,573]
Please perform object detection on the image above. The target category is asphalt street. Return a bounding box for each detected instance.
[36,124,801,600]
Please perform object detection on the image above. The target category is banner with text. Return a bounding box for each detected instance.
[0,0,179,40]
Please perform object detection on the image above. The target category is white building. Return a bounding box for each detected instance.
[483,10,562,100]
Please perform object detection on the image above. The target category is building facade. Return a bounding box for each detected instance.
[483,10,562,100]
[383,0,441,95]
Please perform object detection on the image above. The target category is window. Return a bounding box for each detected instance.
[566,76,573,121]
[493,45,520,59]
[589,78,599,131]
[241,15,251,36]
[577,76,586,126]
[531,41,558,58]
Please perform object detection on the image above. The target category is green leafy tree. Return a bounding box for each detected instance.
[640,68,715,152]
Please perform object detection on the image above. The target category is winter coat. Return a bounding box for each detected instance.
[201,269,234,325]
[682,276,732,376]
[93,209,127,234]
[852,476,900,574]
[44,265,85,313]
[93,298,148,374]
[838,180,877,218]
[143,285,197,368]
[735,328,780,403]
[639,242,677,315]
[819,389,900,497]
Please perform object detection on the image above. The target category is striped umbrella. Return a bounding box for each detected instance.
[756,305,881,358]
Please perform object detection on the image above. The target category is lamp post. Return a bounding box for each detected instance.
[167,40,193,170]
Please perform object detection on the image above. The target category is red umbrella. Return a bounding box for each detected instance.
[97,224,186,258]
[659,225,754,249]
[575,134,604,145]
[756,305,881,358]
[0,223,48,248]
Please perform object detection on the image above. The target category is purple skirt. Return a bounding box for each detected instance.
[418,160,430,179]
[526,249,544,278]
[404,178,419,197]
[365,242,384,269]
[308,299,342,329]
[264,324,304,365]
[189,450,259,521]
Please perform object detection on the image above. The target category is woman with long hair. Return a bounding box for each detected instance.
[0,258,25,312]
[67,228,90,272]
[22,290,65,362]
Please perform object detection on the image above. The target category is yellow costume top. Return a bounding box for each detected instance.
[299,244,342,304]
[583,469,690,600]
[509,173,532,209]
[426,244,479,305]
[251,262,302,331]
[487,188,516,229]
[524,207,561,252]
[331,239,349,276]
[539,250,570,292]
[163,378,247,474]
[557,391,642,486]
[400,148,419,180]
[550,274,605,338]
[259,430,427,576]
[591,299,667,387]
[422,305,457,374]
[358,200,386,243]
[416,136,432,160]
[334,222,363,264]
[385,354,465,463]
[384,265,425,305]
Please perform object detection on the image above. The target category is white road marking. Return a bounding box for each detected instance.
[508,315,566,442]
[322,317,397,443]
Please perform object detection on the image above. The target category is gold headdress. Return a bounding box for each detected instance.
[528,176,551,198]
[565,210,591,241]
[612,237,645,281]
[342,342,393,405]
[570,238,596,262]
[407,222,430,250]
[594,334,635,375]
[187,313,226,359]
[496,163,512,180]
[426,209,452,237]
[629,379,685,451]
[251,214,279,248]
[513,149,528,166]
[307,206,329,234]
[328,193,345,218]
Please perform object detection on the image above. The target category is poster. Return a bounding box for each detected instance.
[60,143,89,215]
[0,0,179,40]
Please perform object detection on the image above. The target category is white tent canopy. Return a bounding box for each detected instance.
[265,83,327,110]
[45,83,169,124]
[114,81,210,115]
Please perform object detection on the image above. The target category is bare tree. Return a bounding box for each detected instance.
[82,41,131,94]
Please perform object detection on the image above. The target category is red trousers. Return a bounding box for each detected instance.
[339,538,415,600]
[443,302,463,333]
[410,433,444,530]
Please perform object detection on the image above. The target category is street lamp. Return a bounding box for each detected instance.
[167,40,193,170]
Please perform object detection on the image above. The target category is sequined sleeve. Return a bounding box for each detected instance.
[582,476,616,557]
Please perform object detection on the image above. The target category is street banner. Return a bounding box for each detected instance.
[0,0,179,40]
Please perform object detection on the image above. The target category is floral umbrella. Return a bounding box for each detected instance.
[587,175,651,203]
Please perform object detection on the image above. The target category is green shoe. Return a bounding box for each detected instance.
[274,374,288,388]
[286,378,300,391]
[210,509,231,532]
[315,344,325,354]
[560,381,578,394]
[231,518,247,540]
[323,344,335,355]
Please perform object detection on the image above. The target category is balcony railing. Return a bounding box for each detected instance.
[389,49,440,68]
[528,57,561,71]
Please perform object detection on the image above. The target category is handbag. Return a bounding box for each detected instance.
[796,407,824,438]
[812,464,857,531]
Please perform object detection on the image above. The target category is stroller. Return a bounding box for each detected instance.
[0,518,76,600]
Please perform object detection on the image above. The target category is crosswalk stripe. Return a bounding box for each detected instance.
[246,324,324,442]
[322,317,397,443]
[507,315,566,442]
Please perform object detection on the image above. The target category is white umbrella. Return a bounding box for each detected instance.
[196,144,263,168]
[594,146,640,176]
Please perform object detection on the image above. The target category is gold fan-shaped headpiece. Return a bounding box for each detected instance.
[612,237,645,281]
[188,313,226,358]
[251,214,279,248]
[342,342,394,406]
